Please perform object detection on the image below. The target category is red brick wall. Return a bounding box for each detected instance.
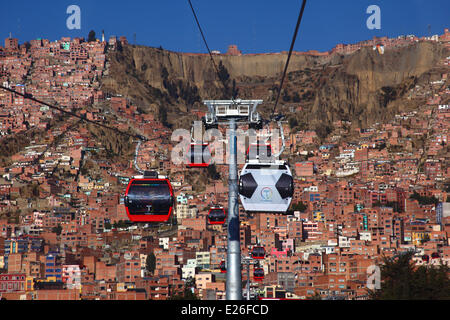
[35,289,80,300]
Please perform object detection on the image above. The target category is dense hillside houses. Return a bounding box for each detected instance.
[0,29,449,300]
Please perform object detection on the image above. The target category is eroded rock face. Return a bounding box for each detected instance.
[101,42,448,135]
[312,42,446,130]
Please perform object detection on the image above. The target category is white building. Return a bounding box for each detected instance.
[359,232,372,242]
[62,265,81,290]
[159,237,169,250]
[196,252,211,269]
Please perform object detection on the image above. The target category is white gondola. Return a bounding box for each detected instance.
[239,159,293,213]
[238,117,293,214]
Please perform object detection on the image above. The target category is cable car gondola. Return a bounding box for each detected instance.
[124,174,174,223]
[239,162,294,213]
[219,260,226,273]
[250,246,266,260]
[253,268,265,282]
[208,206,226,225]
[187,143,212,168]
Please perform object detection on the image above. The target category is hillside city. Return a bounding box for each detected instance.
[0,28,449,300]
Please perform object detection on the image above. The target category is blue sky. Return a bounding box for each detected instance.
[1,0,449,53]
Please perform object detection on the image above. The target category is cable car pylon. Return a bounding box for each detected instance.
[187,0,308,301]
[203,99,263,300]
[227,117,241,300]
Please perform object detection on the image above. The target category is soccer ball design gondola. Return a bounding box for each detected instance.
[238,161,294,213]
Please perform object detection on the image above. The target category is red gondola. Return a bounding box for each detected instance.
[208,206,226,225]
[253,268,264,281]
[251,246,266,260]
[219,260,226,273]
[187,143,212,168]
[124,178,174,223]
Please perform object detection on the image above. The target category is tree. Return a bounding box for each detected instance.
[88,30,96,42]
[170,277,199,300]
[52,224,63,236]
[232,79,239,99]
[158,105,169,127]
[113,220,130,229]
[23,120,30,130]
[291,201,307,213]
[207,163,220,180]
[24,41,31,51]
[217,61,234,98]
[409,192,439,206]
[19,183,41,198]
[217,61,230,83]
[282,90,291,102]
[146,252,156,274]
[370,251,450,300]
[169,288,199,300]
[117,40,123,52]
[288,117,299,130]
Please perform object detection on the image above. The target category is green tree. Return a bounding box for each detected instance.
[146,252,156,274]
[217,61,235,98]
[207,163,220,180]
[370,251,450,300]
[232,79,239,99]
[158,105,169,127]
[409,192,439,206]
[282,90,291,102]
[170,277,199,300]
[291,201,307,213]
[113,220,129,229]
[169,288,199,300]
[288,117,299,130]
[52,224,63,236]
[88,30,96,42]
[217,61,230,83]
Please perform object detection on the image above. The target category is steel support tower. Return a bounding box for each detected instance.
[226,118,241,300]
[203,100,263,300]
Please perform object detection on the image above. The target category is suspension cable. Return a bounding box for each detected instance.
[187,0,230,95]
[0,85,148,142]
[270,0,308,118]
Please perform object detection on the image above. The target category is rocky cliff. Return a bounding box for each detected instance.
[101,41,448,136]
